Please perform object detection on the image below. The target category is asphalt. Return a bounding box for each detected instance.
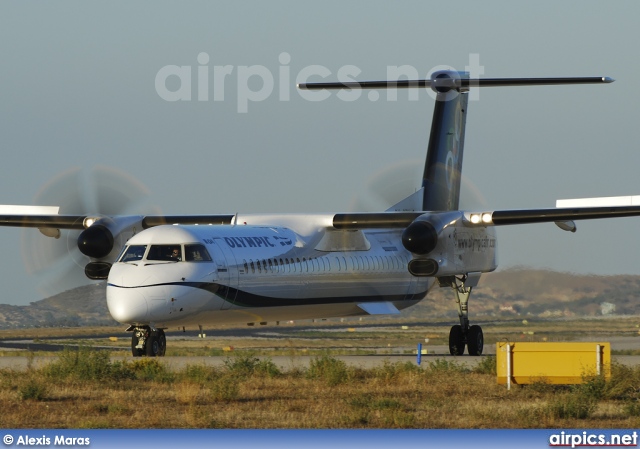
[0,331,638,371]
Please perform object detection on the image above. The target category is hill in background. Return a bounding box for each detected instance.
[0,268,639,329]
[0,283,116,329]
[411,267,640,320]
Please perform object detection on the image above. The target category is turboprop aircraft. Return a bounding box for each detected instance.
[1,71,638,358]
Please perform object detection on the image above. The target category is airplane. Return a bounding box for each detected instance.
[2,70,639,358]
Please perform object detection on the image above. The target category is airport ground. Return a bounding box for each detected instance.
[1,316,640,368]
[2,317,640,428]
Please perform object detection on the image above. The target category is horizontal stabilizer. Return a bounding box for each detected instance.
[299,76,613,92]
[357,302,400,315]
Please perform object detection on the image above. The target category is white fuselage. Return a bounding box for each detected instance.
[105,213,497,329]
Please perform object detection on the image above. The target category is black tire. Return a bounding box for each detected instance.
[157,330,166,357]
[145,335,160,357]
[467,325,484,356]
[131,334,143,357]
[449,324,465,355]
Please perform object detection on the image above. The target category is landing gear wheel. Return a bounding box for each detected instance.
[157,330,166,357]
[131,334,143,357]
[467,324,484,356]
[146,335,160,357]
[449,324,465,355]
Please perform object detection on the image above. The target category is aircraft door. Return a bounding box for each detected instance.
[212,239,238,310]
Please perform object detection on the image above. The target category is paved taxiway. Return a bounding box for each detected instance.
[0,334,638,371]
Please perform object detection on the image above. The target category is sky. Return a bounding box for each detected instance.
[1,1,640,306]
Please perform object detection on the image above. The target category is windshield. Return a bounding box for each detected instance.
[119,245,147,262]
[185,244,212,262]
[147,245,183,262]
[118,243,213,263]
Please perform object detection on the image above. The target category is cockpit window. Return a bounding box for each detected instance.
[185,244,212,262]
[119,245,147,262]
[147,245,182,262]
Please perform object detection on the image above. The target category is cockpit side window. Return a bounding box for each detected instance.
[185,244,212,262]
[119,245,148,262]
[147,245,182,262]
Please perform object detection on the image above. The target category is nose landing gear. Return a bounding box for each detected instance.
[130,326,166,357]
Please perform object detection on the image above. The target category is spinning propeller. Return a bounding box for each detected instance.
[21,166,158,297]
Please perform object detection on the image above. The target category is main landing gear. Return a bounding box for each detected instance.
[440,274,483,356]
[130,326,166,357]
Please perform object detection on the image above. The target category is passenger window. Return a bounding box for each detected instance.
[185,244,212,262]
[120,245,147,262]
[147,245,182,262]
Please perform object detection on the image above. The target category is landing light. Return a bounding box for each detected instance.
[468,213,493,225]
[83,217,100,228]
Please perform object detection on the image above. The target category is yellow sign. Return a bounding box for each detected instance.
[496,342,610,386]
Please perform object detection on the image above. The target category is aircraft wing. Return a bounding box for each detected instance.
[6,203,640,232]
[331,205,640,230]
[0,205,236,230]
[0,206,237,260]
[468,206,640,227]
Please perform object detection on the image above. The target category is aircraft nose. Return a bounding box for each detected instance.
[106,286,149,324]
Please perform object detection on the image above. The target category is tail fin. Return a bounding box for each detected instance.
[422,71,468,211]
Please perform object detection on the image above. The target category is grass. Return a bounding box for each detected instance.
[1,348,640,428]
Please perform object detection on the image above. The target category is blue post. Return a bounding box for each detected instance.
[417,343,422,365]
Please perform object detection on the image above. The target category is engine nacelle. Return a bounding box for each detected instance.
[401,211,461,255]
[77,216,145,277]
[404,211,498,278]
[78,224,114,259]
[85,261,112,280]
[407,258,439,277]
[401,221,438,255]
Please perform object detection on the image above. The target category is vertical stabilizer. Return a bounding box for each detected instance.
[422,71,468,211]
